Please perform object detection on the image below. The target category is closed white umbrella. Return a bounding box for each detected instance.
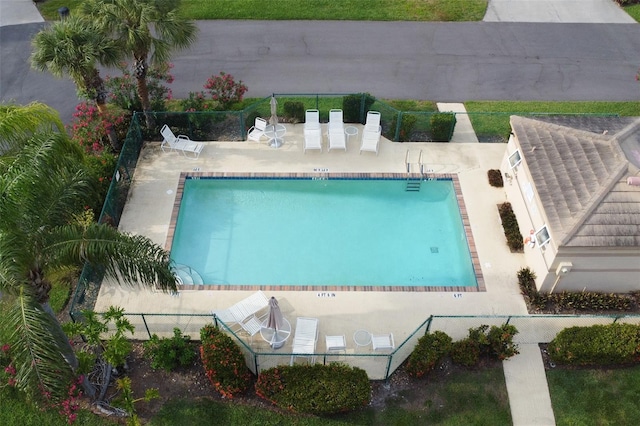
[269,96,278,126]
[267,296,284,331]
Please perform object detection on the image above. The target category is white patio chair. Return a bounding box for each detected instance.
[290,317,319,365]
[247,117,268,142]
[325,334,346,353]
[371,333,395,351]
[360,111,382,155]
[239,314,263,343]
[160,124,204,159]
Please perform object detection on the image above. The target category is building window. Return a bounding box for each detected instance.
[508,149,522,169]
[535,225,551,248]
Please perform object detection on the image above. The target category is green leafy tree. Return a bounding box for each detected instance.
[31,15,122,149]
[0,103,177,404]
[80,0,197,128]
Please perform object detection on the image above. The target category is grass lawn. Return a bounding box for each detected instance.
[37,0,487,21]
[624,3,640,22]
[151,364,510,425]
[547,365,640,425]
[465,101,640,141]
[0,389,112,426]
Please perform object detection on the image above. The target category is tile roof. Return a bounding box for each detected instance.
[510,116,640,247]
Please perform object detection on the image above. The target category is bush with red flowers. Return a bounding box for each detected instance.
[199,325,252,398]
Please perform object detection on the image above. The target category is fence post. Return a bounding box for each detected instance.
[394,111,403,142]
[385,354,393,380]
[141,314,151,339]
[360,93,366,124]
[239,112,246,141]
[425,315,433,334]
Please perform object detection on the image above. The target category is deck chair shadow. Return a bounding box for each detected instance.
[160,124,204,159]
[359,111,382,155]
[247,117,268,142]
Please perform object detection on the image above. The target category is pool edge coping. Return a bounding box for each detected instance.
[165,172,485,293]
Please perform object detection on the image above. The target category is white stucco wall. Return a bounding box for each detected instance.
[500,136,640,294]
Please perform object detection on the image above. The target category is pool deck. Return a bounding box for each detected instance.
[97,123,528,326]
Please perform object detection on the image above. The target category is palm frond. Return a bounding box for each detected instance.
[2,288,75,402]
[0,102,64,154]
[44,223,177,292]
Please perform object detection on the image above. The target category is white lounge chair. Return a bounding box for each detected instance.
[247,117,268,142]
[328,127,346,151]
[290,317,319,365]
[304,109,320,133]
[229,290,269,323]
[360,111,382,155]
[328,109,344,133]
[212,290,269,327]
[160,124,204,159]
[304,129,322,153]
[371,333,395,351]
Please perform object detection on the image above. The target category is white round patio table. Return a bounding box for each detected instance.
[265,124,287,148]
[353,329,371,347]
[260,317,292,349]
[345,126,359,143]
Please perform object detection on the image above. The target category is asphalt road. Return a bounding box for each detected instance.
[2,20,640,123]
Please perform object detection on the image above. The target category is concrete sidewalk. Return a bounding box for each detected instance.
[484,0,636,23]
[503,344,556,425]
[0,0,43,27]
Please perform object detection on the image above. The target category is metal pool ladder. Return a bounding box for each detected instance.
[405,149,424,192]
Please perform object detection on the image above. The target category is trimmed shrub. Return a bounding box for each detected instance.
[200,325,252,398]
[551,291,633,312]
[517,267,548,311]
[283,101,305,123]
[255,364,371,415]
[143,328,196,372]
[342,93,375,123]
[487,169,504,187]
[498,202,524,251]
[487,324,519,360]
[406,331,452,378]
[430,112,456,141]
[548,323,640,366]
[451,324,519,366]
[387,114,418,142]
[450,338,481,367]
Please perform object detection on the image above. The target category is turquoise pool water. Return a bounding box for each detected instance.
[170,178,477,288]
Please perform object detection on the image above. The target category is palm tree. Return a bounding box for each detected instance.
[0,103,177,402]
[31,15,122,150]
[80,0,197,128]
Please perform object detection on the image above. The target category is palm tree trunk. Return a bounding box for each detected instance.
[86,69,120,151]
[133,57,155,129]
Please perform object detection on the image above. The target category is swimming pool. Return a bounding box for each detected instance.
[167,173,483,291]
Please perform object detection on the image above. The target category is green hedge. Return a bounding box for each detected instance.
[430,112,456,141]
[255,364,371,415]
[548,323,640,365]
[498,202,524,251]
